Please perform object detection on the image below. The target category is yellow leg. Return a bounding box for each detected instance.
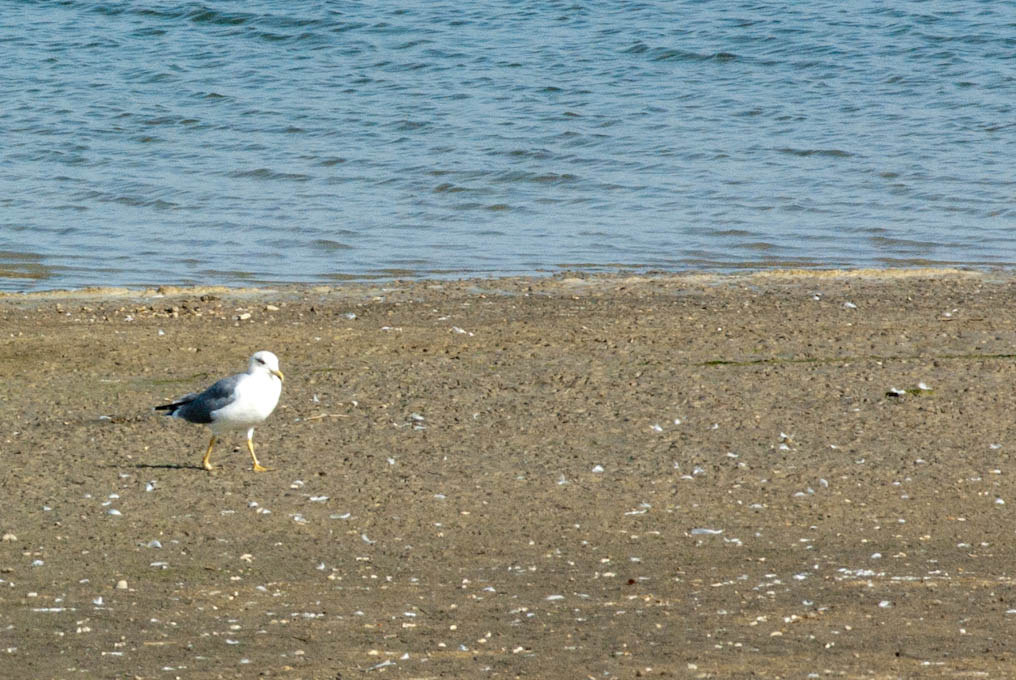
[201,435,217,471]
[247,433,271,472]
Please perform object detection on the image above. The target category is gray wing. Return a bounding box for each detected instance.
[157,374,243,424]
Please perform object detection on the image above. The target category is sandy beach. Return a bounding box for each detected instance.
[4,269,1016,679]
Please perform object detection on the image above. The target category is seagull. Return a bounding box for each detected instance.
[156,351,285,472]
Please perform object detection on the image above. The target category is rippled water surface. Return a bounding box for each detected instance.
[2,1,1014,290]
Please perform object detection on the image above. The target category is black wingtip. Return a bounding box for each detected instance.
[154,400,188,413]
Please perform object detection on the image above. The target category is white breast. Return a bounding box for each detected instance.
[208,372,282,433]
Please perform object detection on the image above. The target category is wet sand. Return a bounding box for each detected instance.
[3,269,1016,678]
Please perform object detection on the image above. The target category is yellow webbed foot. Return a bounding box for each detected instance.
[246,434,272,472]
[202,436,217,472]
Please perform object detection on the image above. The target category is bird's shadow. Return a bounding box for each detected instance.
[129,462,207,471]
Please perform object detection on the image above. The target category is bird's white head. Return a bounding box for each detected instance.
[249,350,284,382]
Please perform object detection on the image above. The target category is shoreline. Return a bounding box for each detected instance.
[0,266,989,303]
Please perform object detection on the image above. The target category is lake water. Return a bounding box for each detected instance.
[2,1,1014,291]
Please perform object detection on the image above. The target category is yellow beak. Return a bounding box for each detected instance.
[272,369,285,382]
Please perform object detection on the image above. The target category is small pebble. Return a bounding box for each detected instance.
[116,580,128,590]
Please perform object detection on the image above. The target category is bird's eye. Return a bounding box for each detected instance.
[255,357,265,364]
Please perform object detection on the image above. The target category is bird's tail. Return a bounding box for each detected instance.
[154,397,194,416]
